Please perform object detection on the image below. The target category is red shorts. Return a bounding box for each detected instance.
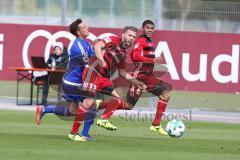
[82,66,114,95]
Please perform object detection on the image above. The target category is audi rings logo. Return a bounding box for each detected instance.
[22,29,116,68]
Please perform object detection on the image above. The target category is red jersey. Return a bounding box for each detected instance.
[130,34,155,76]
[88,36,126,78]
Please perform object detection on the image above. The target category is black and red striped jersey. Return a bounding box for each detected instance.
[88,36,126,78]
[130,34,155,76]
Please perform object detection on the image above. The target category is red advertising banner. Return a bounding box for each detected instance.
[0,23,239,93]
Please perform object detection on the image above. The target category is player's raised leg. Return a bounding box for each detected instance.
[35,103,97,140]
[35,102,75,125]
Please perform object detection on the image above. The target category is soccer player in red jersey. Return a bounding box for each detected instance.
[72,26,146,130]
[127,20,173,136]
[99,20,172,136]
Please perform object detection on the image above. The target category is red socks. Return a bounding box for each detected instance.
[100,98,124,119]
[70,104,88,134]
[152,99,168,126]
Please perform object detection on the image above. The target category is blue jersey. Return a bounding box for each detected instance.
[63,37,94,85]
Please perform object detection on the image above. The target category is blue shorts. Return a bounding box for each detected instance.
[62,81,94,103]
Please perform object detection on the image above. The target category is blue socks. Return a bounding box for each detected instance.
[81,107,97,137]
[43,105,55,113]
[41,105,73,118]
[54,106,73,116]
[40,105,54,120]
[43,105,74,116]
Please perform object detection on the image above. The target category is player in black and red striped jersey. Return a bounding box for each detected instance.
[126,20,173,136]
[98,20,172,136]
[83,36,127,91]
[71,26,147,131]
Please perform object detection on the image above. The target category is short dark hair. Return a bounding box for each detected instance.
[142,20,155,28]
[123,26,138,33]
[69,18,82,36]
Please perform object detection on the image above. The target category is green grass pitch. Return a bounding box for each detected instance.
[1,80,240,112]
[0,110,239,160]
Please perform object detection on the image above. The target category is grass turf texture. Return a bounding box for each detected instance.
[0,110,239,160]
[1,80,240,112]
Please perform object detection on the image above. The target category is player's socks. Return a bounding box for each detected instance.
[35,105,54,124]
[151,99,169,136]
[81,107,96,137]
[99,99,124,110]
[100,99,124,119]
[152,99,168,126]
[54,106,74,116]
[71,104,88,134]
[36,105,73,125]
[38,105,55,120]
[42,105,74,117]
[42,105,54,114]
[116,102,125,110]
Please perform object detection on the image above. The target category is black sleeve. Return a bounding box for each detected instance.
[47,55,52,65]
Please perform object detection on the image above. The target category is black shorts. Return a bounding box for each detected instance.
[126,74,173,106]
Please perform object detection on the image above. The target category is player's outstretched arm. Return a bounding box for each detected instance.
[118,69,146,90]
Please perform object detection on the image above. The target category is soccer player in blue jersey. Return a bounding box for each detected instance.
[36,18,96,141]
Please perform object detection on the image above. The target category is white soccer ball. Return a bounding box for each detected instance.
[166,119,185,137]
